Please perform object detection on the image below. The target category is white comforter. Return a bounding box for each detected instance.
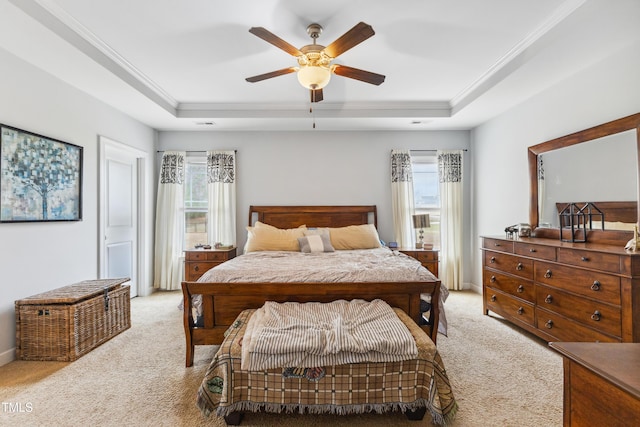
[241,299,418,371]
[195,247,448,335]
[198,247,436,283]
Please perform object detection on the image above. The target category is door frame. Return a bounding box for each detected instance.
[98,135,150,297]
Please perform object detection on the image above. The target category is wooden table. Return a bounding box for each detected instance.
[549,342,640,426]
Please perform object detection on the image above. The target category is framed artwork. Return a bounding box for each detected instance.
[1,124,83,222]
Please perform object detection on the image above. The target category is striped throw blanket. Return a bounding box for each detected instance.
[241,299,418,371]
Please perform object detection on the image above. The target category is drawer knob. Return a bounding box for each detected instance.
[490,294,497,302]
[516,262,524,271]
[194,265,199,271]
[529,248,537,253]
[494,243,501,247]
[490,256,496,264]
[581,256,589,262]
[490,275,496,283]
[545,320,554,329]
[544,295,553,304]
[544,270,552,279]
[591,281,601,291]
[517,307,524,315]
[591,310,601,321]
[517,285,524,293]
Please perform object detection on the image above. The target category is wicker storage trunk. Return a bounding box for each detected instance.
[15,278,131,361]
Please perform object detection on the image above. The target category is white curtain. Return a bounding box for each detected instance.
[438,150,463,290]
[153,151,185,290]
[391,149,415,247]
[207,151,236,247]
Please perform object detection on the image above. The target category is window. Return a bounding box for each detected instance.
[183,157,208,249]
[412,153,441,249]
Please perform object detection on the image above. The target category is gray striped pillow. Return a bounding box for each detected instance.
[297,234,334,253]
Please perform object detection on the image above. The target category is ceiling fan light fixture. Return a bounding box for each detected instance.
[297,65,331,90]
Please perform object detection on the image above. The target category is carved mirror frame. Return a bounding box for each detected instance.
[528,112,640,244]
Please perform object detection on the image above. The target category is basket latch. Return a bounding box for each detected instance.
[103,287,110,311]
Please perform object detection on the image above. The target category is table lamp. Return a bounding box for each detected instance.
[412,213,431,249]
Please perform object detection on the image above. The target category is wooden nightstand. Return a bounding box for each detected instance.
[398,248,439,277]
[184,247,236,281]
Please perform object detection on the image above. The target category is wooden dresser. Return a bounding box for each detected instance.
[549,342,640,426]
[399,248,439,277]
[184,247,236,281]
[481,236,640,343]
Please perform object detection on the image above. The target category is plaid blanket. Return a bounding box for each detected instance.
[196,308,457,425]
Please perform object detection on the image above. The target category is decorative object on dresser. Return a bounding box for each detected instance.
[399,248,439,277]
[549,342,640,426]
[184,247,236,281]
[412,213,431,248]
[15,278,131,361]
[558,202,604,243]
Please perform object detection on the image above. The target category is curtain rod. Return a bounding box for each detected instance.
[156,150,237,153]
[409,149,468,153]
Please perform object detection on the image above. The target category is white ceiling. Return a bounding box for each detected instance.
[1,0,639,131]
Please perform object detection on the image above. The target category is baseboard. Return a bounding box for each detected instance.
[467,282,482,294]
[0,347,16,367]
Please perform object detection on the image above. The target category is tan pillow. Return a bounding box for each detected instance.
[329,224,382,250]
[245,222,306,252]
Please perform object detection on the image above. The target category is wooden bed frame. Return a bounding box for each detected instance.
[181,205,441,367]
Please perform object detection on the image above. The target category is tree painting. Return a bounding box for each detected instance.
[1,126,82,222]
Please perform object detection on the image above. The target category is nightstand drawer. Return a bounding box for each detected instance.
[187,262,219,279]
[185,249,236,261]
[412,251,438,262]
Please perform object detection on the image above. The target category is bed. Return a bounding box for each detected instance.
[181,205,443,368]
[196,303,457,425]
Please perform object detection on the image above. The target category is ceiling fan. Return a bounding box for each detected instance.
[245,22,385,103]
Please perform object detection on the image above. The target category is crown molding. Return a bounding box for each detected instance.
[450,0,587,114]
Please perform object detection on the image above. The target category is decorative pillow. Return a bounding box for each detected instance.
[244,222,307,252]
[298,234,335,253]
[329,224,382,250]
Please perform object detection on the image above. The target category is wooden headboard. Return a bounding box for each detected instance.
[249,205,377,229]
[555,201,637,224]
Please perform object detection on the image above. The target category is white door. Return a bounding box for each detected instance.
[100,139,140,297]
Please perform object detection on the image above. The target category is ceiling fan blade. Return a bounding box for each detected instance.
[332,65,385,85]
[310,88,324,103]
[249,27,303,57]
[245,67,297,83]
[323,22,375,58]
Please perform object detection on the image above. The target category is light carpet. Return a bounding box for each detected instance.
[0,290,562,426]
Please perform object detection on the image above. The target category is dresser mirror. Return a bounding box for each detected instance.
[528,113,640,244]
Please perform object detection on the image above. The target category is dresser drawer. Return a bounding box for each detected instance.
[534,262,621,305]
[485,288,535,326]
[484,251,533,279]
[557,247,621,274]
[185,249,235,261]
[535,285,621,338]
[483,238,514,253]
[514,242,556,261]
[483,269,535,302]
[536,307,620,343]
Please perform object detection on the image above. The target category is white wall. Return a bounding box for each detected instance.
[471,40,640,288]
[158,129,472,278]
[0,48,157,365]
